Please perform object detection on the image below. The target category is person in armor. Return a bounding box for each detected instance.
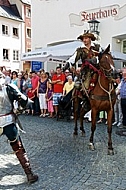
[68,31,99,91]
[0,73,38,184]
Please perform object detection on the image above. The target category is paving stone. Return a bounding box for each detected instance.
[0,115,126,190]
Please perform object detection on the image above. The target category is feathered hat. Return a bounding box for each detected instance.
[77,31,96,41]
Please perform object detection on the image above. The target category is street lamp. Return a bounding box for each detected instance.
[88,19,100,36]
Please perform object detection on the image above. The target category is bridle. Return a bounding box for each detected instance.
[98,53,115,110]
[99,54,114,79]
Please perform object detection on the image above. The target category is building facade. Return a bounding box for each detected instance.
[31,0,126,69]
[0,0,31,71]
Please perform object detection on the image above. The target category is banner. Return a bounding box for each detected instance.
[69,4,126,26]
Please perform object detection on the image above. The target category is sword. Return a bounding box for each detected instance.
[14,113,26,134]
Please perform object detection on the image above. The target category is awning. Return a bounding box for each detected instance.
[21,40,83,62]
[21,40,126,62]
[111,51,126,61]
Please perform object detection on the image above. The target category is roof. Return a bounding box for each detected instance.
[20,0,31,5]
[0,5,22,22]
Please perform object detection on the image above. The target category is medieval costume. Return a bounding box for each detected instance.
[0,73,38,184]
[69,31,99,90]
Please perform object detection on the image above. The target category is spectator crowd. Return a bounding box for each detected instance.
[0,65,126,129]
[0,66,75,119]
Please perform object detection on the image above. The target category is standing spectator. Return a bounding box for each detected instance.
[26,84,35,115]
[17,72,23,92]
[29,72,32,80]
[64,69,70,84]
[37,72,48,117]
[51,66,65,116]
[37,71,41,78]
[31,71,40,115]
[11,71,21,111]
[45,71,51,83]
[74,67,81,82]
[11,71,18,86]
[112,75,122,127]
[97,111,107,124]
[50,69,55,80]
[46,83,54,118]
[22,73,31,95]
[117,69,126,128]
[5,70,11,85]
[0,71,5,85]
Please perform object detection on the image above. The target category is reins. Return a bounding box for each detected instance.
[98,75,114,110]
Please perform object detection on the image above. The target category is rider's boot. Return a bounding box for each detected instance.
[10,138,38,184]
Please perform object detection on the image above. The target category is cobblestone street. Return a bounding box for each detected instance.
[0,115,126,190]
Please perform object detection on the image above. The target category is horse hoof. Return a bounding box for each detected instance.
[81,132,85,137]
[108,149,114,155]
[73,132,78,136]
[89,143,95,151]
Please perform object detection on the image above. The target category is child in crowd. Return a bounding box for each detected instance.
[26,84,35,115]
[46,83,54,118]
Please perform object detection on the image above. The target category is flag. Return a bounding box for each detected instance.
[114,4,126,20]
[69,13,84,26]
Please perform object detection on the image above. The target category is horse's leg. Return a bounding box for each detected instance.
[107,110,114,155]
[73,98,78,136]
[80,108,85,136]
[89,108,97,151]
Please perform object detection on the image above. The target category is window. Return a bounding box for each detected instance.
[26,7,31,17]
[123,40,126,54]
[27,28,31,38]
[2,25,9,35]
[3,49,9,60]
[13,50,19,61]
[13,27,18,37]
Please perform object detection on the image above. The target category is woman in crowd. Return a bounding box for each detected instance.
[22,73,31,95]
[63,75,74,96]
[37,72,48,117]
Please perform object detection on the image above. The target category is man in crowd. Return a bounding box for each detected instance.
[117,69,126,128]
[51,66,65,116]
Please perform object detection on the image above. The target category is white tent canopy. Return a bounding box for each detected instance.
[111,51,126,61]
[21,40,126,62]
[21,40,83,62]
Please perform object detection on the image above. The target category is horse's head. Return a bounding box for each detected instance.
[6,83,33,112]
[98,44,115,79]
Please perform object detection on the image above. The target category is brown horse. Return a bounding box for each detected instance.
[73,44,116,155]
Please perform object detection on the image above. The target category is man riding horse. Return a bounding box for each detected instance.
[68,31,99,90]
[0,72,38,184]
[67,31,100,111]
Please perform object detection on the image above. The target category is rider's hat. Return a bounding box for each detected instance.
[77,31,96,41]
